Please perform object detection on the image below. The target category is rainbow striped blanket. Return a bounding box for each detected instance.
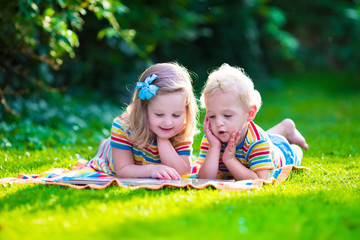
[0,160,307,191]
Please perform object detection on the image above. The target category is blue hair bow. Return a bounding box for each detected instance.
[135,74,159,100]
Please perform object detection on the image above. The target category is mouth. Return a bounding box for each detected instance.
[218,130,227,136]
[159,127,173,132]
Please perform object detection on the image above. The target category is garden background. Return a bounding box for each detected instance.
[1,0,359,239]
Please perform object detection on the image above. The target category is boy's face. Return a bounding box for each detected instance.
[205,91,249,143]
[147,92,186,140]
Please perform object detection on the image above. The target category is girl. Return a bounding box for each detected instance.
[196,63,308,180]
[87,62,198,180]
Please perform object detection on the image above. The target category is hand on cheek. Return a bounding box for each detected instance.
[204,116,221,148]
[223,131,241,164]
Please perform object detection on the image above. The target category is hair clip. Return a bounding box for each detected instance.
[135,74,159,100]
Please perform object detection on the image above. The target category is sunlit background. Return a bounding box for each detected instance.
[1,0,359,150]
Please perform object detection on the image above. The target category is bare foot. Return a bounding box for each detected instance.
[267,119,309,150]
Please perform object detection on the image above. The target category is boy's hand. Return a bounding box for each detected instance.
[203,116,221,148]
[222,131,242,164]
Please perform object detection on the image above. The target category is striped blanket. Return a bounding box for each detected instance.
[0,160,307,191]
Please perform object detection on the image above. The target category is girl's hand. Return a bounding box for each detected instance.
[149,165,181,180]
[222,131,242,164]
[203,116,221,148]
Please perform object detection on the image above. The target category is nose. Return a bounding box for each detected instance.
[215,117,223,127]
[163,117,173,127]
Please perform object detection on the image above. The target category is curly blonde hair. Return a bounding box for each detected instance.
[201,63,262,111]
[122,62,198,148]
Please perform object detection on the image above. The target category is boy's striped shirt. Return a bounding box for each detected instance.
[195,121,285,179]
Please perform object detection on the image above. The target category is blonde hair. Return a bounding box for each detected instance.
[201,63,262,111]
[123,62,198,148]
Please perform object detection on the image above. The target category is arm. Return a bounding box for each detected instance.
[112,147,181,180]
[224,159,270,180]
[110,117,180,180]
[197,116,222,179]
[223,133,271,180]
[223,158,260,180]
[157,137,191,175]
[197,146,221,179]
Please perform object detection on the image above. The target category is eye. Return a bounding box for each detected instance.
[155,113,163,117]
[208,115,215,119]
[173,114,181,118]
[224,115,232,118]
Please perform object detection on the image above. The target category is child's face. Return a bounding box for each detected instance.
[205,91,249,143]
[147,92,186,139]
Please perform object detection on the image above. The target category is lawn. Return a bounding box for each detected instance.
[1,72,359,239]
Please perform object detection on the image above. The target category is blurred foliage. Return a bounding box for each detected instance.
[0,90,122,150]
[1,0,360,150]
[270,0,360,71]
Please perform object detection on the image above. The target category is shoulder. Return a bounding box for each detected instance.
[245,121,269,144]
[174,140,193,150]
[112,115,130,134]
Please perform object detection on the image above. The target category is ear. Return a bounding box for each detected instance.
[247,105,257,121]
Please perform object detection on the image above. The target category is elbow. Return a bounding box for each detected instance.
[178,165,191,176]
[114,165,131,178]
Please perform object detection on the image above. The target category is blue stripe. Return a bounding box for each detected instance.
[113,119,131,135]
[132,149,161,164]
[235,153,245,159]
[178,151,191,156]
[199,153,206,159]
[111,142,132,150]
[272,168,281,179]
[112,121,122,129]
[249,158,272,164]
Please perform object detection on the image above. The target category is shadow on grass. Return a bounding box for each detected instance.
[2,182,360,239]
[0,184,188,212]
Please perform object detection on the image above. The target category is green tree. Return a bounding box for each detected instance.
[0,0,132,118]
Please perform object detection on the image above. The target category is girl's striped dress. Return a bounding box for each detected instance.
[86,116,193,176]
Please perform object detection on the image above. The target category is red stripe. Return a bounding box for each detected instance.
[176,145,190,151]
[200,145,209,151]
[250,121,260,140]
[111,136,121,142]
[144,147,157,155]
[249,151,270,159]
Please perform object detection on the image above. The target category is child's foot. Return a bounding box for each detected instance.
[281,119,309,150]
[267,119,308,150]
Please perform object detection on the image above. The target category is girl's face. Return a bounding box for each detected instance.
[205,91,249,143]
[147,92,187,140]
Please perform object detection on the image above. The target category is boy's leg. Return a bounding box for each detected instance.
[267,118,309,150]
[290,144,303,166]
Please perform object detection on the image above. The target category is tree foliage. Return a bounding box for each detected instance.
[1,0,360,150]
[0,0,130,118]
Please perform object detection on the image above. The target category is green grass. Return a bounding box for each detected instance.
[1,72,360,239]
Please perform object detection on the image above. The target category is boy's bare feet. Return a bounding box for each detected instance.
[267,119,309,150]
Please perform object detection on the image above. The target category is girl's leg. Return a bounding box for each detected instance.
[96,139,107,152]
[267,118,309,150]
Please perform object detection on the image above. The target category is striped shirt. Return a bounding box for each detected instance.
[195,121,285,179]
[87,116,192,175]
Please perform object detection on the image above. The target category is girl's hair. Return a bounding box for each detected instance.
[123,62,198,148]
[201,63,262,111]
